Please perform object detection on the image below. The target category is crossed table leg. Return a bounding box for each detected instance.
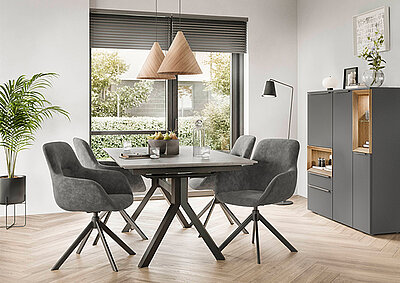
[121,178,190,233]
[138,177,225,268]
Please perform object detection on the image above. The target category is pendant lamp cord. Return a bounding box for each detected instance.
[179,0,182,30]
[155,0,158,42]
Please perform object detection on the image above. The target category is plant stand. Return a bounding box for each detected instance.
[0,196,26,229]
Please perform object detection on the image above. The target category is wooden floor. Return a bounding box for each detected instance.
[1,195,399,283]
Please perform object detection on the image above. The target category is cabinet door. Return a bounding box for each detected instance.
[353,152,371,233]
[308,92,332,147]
[333,90,352,226]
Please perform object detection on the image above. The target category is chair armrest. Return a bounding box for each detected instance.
[257,169,297,206]
[54,176,113,212]
[78,168,132,195]
[99,160,119,167]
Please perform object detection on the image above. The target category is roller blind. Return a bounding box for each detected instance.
[90,13,171,50]
[90,11,247,53]
[172,17,247,53]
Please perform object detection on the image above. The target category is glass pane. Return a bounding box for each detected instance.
[91,134,149,160]
[91,48,167,132]
[178,52,231,150]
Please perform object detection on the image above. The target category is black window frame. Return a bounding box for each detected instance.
[89,10,246,148]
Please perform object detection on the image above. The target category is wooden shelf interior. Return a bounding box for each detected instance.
[307,146,332,177]
[352,90,372,154]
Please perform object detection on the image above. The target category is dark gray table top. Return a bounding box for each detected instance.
[104,146,256,170]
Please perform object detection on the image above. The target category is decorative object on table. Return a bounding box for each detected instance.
[343,67,358,89]
[149,146,161,159]
[0,73,69,229]
[137,0,175,80]
[358,30,386,87]
[192,120,206,157]
[322,76,338,90]
[353,6,390,56]
[157,0,202,75]
[148,131,179,155]
[201,146,211,159]
[262,79,294,206]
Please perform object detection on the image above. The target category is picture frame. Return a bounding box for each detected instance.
[353,6,390,56]
[343,67,358,89]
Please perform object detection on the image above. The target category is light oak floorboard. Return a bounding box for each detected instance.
[0,196,399,283]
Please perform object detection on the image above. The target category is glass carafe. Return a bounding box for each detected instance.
[193,119,205,157]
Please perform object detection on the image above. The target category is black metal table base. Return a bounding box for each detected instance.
[121,178,190,233]
[138,177,225,268]
[0,199,26,229]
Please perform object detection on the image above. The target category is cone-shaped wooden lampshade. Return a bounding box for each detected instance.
[158,31,202,75]
[137,42,176,80]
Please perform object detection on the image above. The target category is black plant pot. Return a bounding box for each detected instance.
[0,175,26,205]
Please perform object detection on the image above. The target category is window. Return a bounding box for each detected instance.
[90,10,247,159]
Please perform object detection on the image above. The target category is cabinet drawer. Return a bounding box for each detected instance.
[308,172,332,190]
[308,185,332,218]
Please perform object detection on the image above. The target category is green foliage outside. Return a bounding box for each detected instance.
[91,117,197,159]
[204,53,231,96]
[91,50,153,117]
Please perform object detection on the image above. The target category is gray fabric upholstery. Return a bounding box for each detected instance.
[73,137,146,192]
[43,142,133,212]
[214,139,300,207]
[189,135,256,190]
[230,135,257,158]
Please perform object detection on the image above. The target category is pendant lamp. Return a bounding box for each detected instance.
[137,42,176,79]
[137,0,175,80]
[157,0,202,75]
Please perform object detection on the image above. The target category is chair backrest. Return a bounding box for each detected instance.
[73,137,100,169]
[253,139,299,178]
[43,141,83,178]
[230,135,256,159]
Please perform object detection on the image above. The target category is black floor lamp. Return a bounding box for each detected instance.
[262,78,294,205]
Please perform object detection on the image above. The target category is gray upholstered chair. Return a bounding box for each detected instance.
[73,137,147,241]
[189,135,256,234]
[216,139,300,264]
[43,142,135,272]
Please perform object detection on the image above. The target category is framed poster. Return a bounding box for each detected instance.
[353,6,390,56]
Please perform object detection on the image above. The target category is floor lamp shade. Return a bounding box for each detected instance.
[137,42,176,80]
[262,81,277,97]
[158,31,202,75]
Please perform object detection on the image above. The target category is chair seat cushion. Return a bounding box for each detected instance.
[215,190,264,207]
[189,176,216,190]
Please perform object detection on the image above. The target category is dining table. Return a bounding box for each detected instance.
[104,146,256,268]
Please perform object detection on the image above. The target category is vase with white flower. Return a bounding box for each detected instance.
[359,31,386,87]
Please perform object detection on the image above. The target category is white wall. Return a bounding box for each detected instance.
[90,0,299,140]
[296,0,400,197]
[0,0,90,214]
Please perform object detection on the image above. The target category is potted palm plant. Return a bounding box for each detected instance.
[0,73,69,205]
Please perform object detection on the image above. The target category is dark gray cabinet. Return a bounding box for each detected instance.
[307,88,400,235]
[352,152,370,233]
[332,90,352,226]
[308,92,332,148]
